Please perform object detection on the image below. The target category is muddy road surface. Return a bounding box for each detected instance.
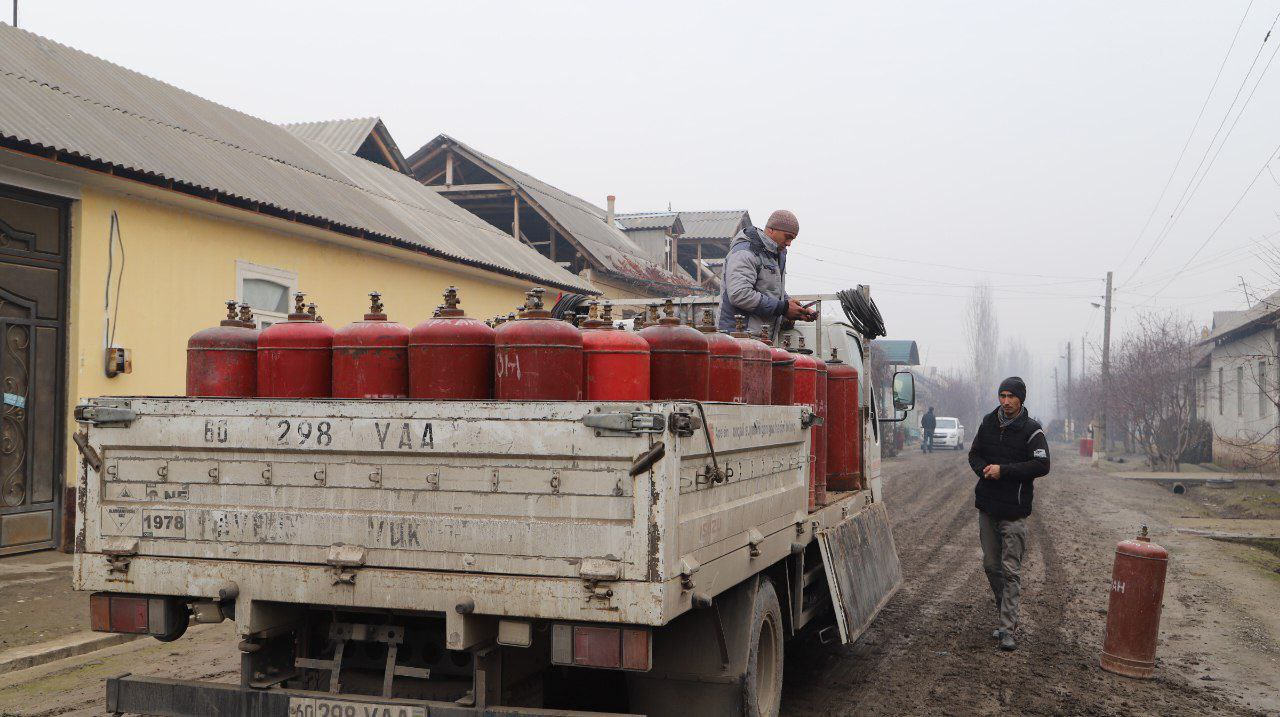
[782,450,1280,716]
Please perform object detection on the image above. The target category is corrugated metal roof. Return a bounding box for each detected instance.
[413,135,698,289]
[0,25,592,293]
[281,117,381,154]
[616,209,749,241]
[615,212,678,231]
[1203,291,1280,344]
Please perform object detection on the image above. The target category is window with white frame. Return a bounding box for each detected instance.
[236,261,297,329]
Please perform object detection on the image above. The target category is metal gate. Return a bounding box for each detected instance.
[0,185,68,555]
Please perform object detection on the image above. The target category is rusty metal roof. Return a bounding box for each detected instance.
[0,25,593,293]
[411,135,699,290]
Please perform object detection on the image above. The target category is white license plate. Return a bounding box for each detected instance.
[287,696,427,717]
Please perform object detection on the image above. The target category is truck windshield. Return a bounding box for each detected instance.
[936,418,957,429]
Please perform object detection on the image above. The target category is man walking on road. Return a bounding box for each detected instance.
[921,407,937,453]
[967,377,1051,651]
[716,209,817,341]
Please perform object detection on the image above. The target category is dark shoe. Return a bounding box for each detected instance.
[992,629,1003,640]
[1000,632,1017,651]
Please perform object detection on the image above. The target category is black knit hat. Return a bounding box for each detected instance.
[999,376,1026,403]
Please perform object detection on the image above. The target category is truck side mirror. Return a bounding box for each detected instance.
[892,371,915,411]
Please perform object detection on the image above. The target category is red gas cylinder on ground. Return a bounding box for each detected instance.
[1100,526,1170,679]
[494,288,583,400]
[640,299,710,401]
[826,348,862,492]
[257,292,335,398]
[332,292,409,399]
[730,315,772,404]
[409,287,496,399]
[696,308,743,403]
[582,302,650,400]
[814,345,828,507]
[187,300,259,397]
[764,329,794,405]
[788,336,820,510]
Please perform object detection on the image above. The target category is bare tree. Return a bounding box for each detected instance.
[965,283,1000,398]
[1106,313,1200,471]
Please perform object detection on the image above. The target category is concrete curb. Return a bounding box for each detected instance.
[0,631,141,675]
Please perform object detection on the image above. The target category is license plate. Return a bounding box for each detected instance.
[287,696,427,717]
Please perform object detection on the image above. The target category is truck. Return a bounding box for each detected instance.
[71,291,914,717]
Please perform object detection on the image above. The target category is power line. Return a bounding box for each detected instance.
[1140,145,1280,303]
[1124,7,1280,288]
[1115,0,1256,276]
[796,241,1096,280]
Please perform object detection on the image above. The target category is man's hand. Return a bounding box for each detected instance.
[982,464,1001,480]
[785,299,817,321]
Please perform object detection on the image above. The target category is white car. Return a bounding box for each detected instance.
[932,417,966,450]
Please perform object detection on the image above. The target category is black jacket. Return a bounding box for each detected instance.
[921,411,936,432]
[967,408,1051,519]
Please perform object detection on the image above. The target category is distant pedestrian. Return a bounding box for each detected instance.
[921,407,937,453]
[967,377,1051,651]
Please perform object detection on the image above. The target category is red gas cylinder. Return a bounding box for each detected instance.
[730,315,772,404]
[764,329,794,405]
[640,299,710,401]
[696,308,743,403]
[187,300,259,397]
[1100,526,1170,679]
[494,288,583,400]
[814,345,829,507]
[409,287,496,399]
[826,348,862,491]
[582,302,650,401]
[257,292,335,398]
[332,292,409,399]
[789,336,820,510]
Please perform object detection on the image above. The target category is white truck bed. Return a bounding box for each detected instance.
[73,397,888,634]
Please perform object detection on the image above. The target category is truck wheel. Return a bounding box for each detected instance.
[743,579,784,717]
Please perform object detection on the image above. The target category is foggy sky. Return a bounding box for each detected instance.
[14,1,1279,416]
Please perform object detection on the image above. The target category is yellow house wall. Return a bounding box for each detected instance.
[64,184,535,486]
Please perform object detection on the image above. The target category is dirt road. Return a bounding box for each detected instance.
[0,450,1275,716]
[782,450,1280,716]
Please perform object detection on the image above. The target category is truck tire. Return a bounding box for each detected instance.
[743,579,784,717]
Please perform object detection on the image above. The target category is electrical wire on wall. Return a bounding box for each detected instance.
[103,210,125,376]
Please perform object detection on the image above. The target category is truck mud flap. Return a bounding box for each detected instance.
[106,674,641,717]
[816,500,902,644]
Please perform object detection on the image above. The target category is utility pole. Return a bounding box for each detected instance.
[1063,341,1072,438]
[1054,366,1060,422]
[11,1,16,28]
[1097,271,1114,462]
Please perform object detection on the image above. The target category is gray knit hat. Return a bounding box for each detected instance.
[766,209,799,236]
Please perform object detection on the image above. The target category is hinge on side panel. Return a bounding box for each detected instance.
[326,544,366,585]
[103,538,138,576]
[679,555,700,591]
[583,411,666,435]
[668,411,702,438]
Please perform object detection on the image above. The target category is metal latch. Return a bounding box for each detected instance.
[583,411,666,435]
[679,555,700,591]
[326,544,367,585]
[668,411,703,438]
[74,402,137,427]
[800,407,824,428]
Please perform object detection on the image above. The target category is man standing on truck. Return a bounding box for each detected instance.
[921,406,937,452]
[717,209,817,340]
[967,377,1051,652]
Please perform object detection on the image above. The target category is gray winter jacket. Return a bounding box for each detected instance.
[716,226,789,338]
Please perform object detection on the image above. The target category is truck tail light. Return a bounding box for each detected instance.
[89,593,189,641]
[551,624,651,671]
